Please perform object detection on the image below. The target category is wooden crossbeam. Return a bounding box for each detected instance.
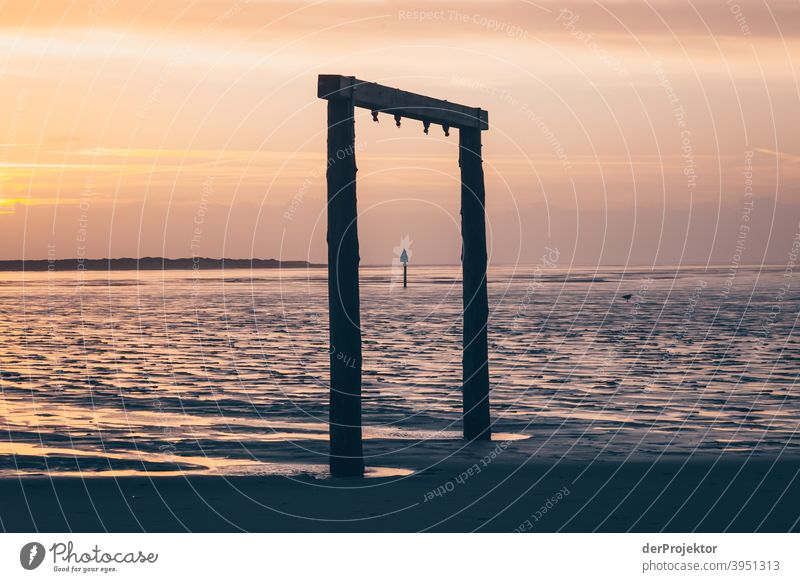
[318,74,488,131]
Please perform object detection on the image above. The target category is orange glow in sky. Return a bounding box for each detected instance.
[1,0,798,265]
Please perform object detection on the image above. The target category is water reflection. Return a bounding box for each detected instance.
[1,265,798,477]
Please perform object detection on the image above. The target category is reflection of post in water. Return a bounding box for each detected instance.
[318,74,491,477]
[400,248,408,288]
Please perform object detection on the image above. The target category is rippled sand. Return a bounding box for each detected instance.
[0,265,797,477]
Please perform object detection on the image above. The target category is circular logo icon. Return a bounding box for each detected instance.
[20,542,46,570]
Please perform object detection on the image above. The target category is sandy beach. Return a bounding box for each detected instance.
[2,450,798,532]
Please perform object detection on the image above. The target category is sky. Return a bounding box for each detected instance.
[0,0,798,266]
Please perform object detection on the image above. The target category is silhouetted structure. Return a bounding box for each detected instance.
[318,75,491,477]
[400,249,408,288]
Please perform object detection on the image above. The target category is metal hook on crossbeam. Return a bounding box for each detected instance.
[423,120,430,134]
[443,124,450,137]
[394,114,402,127]
[371,110,379,123]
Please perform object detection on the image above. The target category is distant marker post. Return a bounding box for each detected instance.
[400,249,409,288]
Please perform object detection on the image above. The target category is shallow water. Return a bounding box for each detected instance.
[0,265,797,477]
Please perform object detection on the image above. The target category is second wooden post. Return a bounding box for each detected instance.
[459,127,492,441]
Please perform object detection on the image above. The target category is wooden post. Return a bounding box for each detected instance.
[459,127,491,441]
[403,264,407,288]
[326,87,364,477]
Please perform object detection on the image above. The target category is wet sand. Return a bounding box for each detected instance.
[2,454,798,532]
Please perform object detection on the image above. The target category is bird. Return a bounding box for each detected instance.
[622,293,633,302]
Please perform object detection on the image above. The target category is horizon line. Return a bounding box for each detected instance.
[0,256,788,270]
